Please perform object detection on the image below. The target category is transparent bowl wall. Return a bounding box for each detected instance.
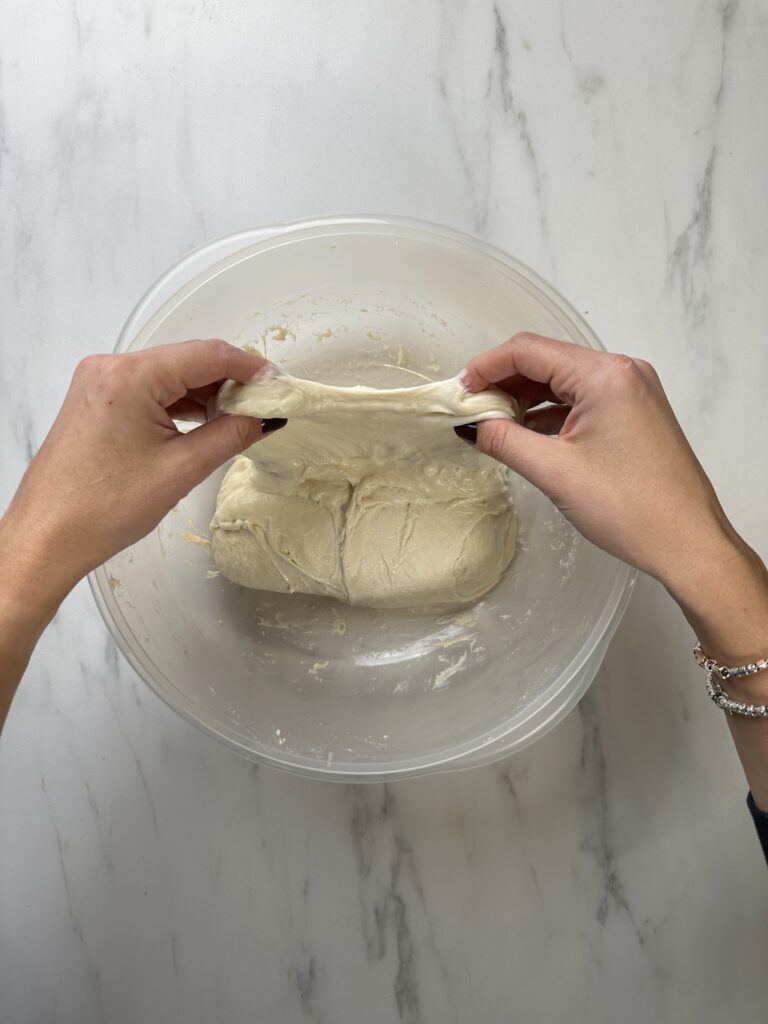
[90,217,634,780]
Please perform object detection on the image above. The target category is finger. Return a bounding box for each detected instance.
[185,380,228,403]
[180,378,248,411]
[489,373,565,410]
[523,404,571,435]
[170,414,269,483]
[475,417,565,492]
[145,339,268,405]
[463,333,599,404]
[167,396,208,423]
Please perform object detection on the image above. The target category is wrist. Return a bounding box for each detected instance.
[0,512,76,639]
[665,526,768,669]
[662,517,761,612]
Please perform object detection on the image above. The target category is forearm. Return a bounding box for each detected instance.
[0,595,51,731]
[664,531,768,809]
[0,618,40,731]
[0,515,71,732]
[0,341,270,733]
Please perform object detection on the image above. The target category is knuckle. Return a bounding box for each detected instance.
[211,337,233,363]
[605,353,647,390]
[75,351,155,403]
[510,331,537,347]
[195,338,237,379]
[74,353,106,378]
[229,414,259,450]
[614,353,638,372]
[632,357,659,382]
[96,354,143,395]
[481,419,511,463]
[106,353,135,379]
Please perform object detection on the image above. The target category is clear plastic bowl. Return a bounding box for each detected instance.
[89,216,635,780]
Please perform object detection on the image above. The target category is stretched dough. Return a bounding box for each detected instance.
[211,368,519,609]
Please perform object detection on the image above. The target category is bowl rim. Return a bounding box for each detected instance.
[89,214,637,780]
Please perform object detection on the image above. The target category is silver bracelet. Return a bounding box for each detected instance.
[694,644,768,718]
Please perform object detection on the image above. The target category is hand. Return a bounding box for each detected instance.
[461,333,748,596]
[0,339,270,612]
[463,333,768,814]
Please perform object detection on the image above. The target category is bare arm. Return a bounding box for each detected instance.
[461,333,768,808]
[3,332,766,812]
[670,552,768,810]
[0,339,271,730]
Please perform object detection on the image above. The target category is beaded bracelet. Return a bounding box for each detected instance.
[694,644,768,718]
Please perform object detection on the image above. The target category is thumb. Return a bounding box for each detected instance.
[172,413,268,483]
[475,418,564,494]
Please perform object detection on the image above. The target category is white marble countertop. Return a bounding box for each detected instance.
[1,2,767,1022]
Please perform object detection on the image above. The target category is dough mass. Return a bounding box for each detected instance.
[211,368,519,609]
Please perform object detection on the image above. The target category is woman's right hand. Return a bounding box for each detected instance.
[463,333,768,815]
[461,333,748,600]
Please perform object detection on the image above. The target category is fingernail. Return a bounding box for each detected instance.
[261,417,287,434]
[251,360,281,381]
[454,423,477,445]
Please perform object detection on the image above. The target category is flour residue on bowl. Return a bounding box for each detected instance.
[97,220,633,780]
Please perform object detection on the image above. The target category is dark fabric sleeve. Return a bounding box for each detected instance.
[747,792,768,864]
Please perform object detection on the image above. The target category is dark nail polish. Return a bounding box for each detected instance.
[454,423,477,445]
[261,417,287,434]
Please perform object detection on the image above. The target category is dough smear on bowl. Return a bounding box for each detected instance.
[211,367,519,609]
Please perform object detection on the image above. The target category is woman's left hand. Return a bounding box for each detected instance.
[0,339,268,609]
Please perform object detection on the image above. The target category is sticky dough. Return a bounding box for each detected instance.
[210,367,519,609]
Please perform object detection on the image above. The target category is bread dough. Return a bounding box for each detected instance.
[210,367,519,609]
